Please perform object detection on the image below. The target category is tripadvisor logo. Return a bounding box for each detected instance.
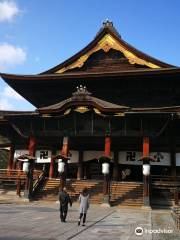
[135,226,173,235]
[135,227,143,236]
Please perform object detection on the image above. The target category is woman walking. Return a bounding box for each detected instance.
[78,188,89,226]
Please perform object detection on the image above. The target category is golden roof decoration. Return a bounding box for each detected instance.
[74,106,89,113]
[55,34,160,74]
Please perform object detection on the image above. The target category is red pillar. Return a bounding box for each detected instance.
[77,151,83,180]
[60,137,69,188]
[104,136,111,157]
[28,136,36,156]
[28,136,36,196]
[61,136,69,157]
[143,137,149,157]
[142,136,150,207]
[49,152,54,178]
[7,145,14,171]
[102,136,111,201]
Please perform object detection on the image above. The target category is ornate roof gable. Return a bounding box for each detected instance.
[42,20,173,74]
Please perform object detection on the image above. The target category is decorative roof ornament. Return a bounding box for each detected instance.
[103,19,113,27]
[102,19,121,38]
[72,85,91,100]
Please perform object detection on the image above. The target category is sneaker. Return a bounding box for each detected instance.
[82,224,86,226]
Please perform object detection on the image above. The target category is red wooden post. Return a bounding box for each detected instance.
[60,137,69,188]
[104,136,111,157]
[102,136,111,205]
[28,136,36,156]
[61,136,69,157]
[49,156,54,178]
[142,136,150,207]
[143,137,149,157]
[77,151,83,180]
[7,145,14,176]
[27,136,36,198]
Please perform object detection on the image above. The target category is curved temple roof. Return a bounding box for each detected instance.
[0,21,177,108]
[41,20,173,74]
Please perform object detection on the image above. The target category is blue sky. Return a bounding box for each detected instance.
[0,0,180,110]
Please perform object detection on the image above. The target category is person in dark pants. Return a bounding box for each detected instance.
[78,188,89,226]
[59,187,72,222]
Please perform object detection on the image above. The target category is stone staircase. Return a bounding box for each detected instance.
[34,178,104,204]
[110,181,143,206]
[151,187,174,207]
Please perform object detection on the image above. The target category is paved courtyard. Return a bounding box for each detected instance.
[0,202,179,240]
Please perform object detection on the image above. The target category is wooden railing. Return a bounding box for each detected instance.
[151,175,180,185]
[32,170,45,195]
[0,169,42,179]
[171,207,180,229]
[0,169,43,197]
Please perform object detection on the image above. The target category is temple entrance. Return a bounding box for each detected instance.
[120,165,143,182]
[84,159,103,180]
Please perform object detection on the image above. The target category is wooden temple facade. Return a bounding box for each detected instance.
[0,20,180,207]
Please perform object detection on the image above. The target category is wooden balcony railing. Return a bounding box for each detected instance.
[151,175,180,185]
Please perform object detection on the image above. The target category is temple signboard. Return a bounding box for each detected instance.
[118,151,170,165]
[35,150,51,163]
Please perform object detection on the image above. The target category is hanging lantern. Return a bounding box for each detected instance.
[143,164,150,176]
[102,162,110,175]
[23,162,29,173]
[58,160,65,173]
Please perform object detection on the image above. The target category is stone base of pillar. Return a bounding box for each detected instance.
[141,205,151,210]
[23,190,31,201]
[77,177,82,180]
[142,196,151,209]
[101,195,111,208]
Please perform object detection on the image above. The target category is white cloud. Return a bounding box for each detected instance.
[0,1,20,22]
[0,43,26,70]
[0,85,23,110]
[0,85,35,110]
[0,98,12,110]
[3,86,23,100]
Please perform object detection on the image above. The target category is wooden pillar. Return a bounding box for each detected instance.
[28,136,36,156]
[169,116,176,178]
[28,136,36,197]
[49,149,56,178]
[77,151,83,180]
[143,137,149,157]
[61,136,69,157]
[7,145,14,171]
[174,187,179,206]
[104,136,111,157]
[113,151,119,181]
[60,136,69,187]
[143,136,150,207]
[102,136,111,205]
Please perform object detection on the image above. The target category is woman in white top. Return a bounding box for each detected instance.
[78,188,89,226]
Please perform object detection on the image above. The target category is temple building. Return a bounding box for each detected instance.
[0,20,179,207]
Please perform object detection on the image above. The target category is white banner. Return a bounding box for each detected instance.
[150,152,170,166]
[35,150,51,163]
[175,153,180,166]
[118,151,142,165]
[118,151,170,166]
[69,150,79,163]
[14,150,29,161]
[83,151,114,162]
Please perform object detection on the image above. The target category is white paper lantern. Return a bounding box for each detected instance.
[23,162,29,172]
[102,162,109,175]
[58,161,65,173]
[143,164,150,176]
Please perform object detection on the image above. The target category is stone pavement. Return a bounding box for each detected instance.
[0,202,179,240]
